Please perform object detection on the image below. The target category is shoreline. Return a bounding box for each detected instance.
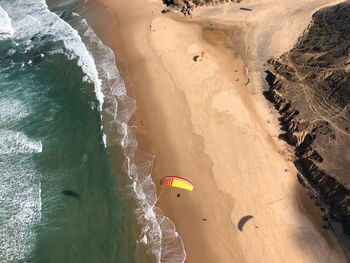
[88,0,347,262]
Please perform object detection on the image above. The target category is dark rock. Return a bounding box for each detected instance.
[161,0,242,16]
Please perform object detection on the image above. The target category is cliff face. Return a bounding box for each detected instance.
[265,1,350,233]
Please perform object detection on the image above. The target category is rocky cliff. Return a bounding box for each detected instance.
[265,1,350,234]
[162,0,240,15]
[163,0,238,5]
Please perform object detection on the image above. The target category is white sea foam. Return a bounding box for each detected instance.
[72,13,186,263]
[7,48,16,55]
[0,0,104,112]
[0,118,41,261]
[0,98,41,262]
[139,234,148,245]
[0,0,186,261]
[0,3,48,261]
[0,6,14,39]
[0,157,41,262]
[0,99,29,122]
[0,1,105,259]
[0,130,42,154]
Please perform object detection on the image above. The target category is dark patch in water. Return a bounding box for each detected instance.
[62,190,80,199]
[32,53,43,65]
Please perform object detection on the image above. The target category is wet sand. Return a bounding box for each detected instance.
[90,0,347,262]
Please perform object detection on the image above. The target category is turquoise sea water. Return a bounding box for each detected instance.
[0,1,185,262]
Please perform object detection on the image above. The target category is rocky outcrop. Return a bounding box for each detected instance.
[265,1,350,234]
[162,0,241,16]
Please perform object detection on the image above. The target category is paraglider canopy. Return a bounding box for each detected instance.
[238,215,254,232]
[160,176,195,192]
[193,55,200,62]
[193,50,206,62]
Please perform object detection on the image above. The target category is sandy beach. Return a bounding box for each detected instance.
[90,0,347,262]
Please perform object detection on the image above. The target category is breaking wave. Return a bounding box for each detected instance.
[0,0,104,111]
[0,6,14,39]
[0,99,29,122]
[66,10,186,263]
[0,0,186,261]
[0,157,41,262]
[0,130,42,154]
[0,81,41,262]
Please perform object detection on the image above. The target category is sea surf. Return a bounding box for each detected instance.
[0,0,185,262]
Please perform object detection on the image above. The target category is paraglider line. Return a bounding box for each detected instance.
[156,186,165,204]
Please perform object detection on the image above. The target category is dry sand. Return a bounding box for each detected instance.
[91,0,348,262]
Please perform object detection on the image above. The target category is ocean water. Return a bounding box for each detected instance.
[0,1,185,262]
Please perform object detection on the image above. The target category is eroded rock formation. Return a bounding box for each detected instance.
[265,1,350,234]
[162,0,241,16]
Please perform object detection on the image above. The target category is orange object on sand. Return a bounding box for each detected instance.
[201,51,205,58]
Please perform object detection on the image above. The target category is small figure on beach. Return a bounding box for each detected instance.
[177,193,181,198]
[210,23,213,31]
[202,218,207,221]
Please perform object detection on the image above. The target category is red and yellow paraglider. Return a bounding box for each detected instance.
[160,176,195,192]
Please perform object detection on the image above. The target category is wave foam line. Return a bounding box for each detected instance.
[0,103,41,261]
[0,130,42,154]
[0,0,105,261]
[0,0,186,260]
[70,11,186,263]
[0,6,14,39]
[0,99,29,122]
[0,158,41,262]
[0,0,104,121]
